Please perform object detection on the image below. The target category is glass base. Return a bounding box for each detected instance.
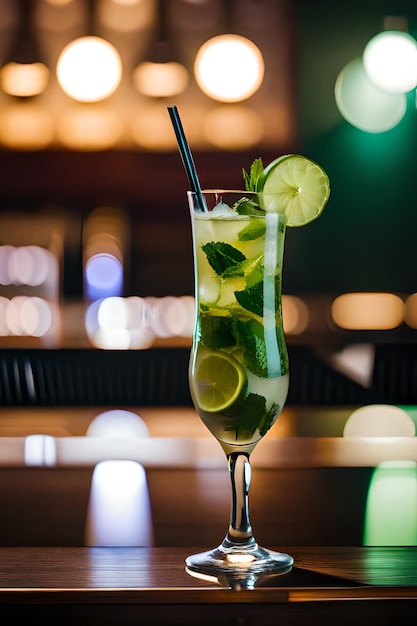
[185,544,293,580]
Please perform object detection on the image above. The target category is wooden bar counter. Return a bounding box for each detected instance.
[1,546,417,624]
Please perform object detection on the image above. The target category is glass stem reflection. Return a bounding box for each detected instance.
[222,452,257,550]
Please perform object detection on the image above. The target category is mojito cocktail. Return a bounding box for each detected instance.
[184,155,330,581]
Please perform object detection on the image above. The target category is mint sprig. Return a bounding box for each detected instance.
[242,157,264,192]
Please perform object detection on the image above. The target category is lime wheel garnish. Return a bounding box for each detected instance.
[257,154,330,227]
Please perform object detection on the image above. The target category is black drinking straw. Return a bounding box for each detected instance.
[167,105,207,212]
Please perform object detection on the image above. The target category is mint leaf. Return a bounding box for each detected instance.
[199,314,235,349]
[235,281,263,317]
[231,318,268,377]
[242,168,251,191]
[222,396,281,441]
[234,197,264,216]
[221,394,281,440]
[202,242,246,277]
[242,158,264,192]
[238,219,266,241]
[223,392,267,440]
[258,402,279,437]
[231,314,289,378]
[223,252,263,283]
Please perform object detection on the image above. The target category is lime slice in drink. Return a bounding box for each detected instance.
[257,154,330,227]
[192,350,247,413]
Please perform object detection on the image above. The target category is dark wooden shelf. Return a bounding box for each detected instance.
[0,148,286,211]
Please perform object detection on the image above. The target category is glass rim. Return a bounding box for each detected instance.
[188,189,247,195]
[187,189,280,195]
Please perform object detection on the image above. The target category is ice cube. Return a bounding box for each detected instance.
[211,201,237,217]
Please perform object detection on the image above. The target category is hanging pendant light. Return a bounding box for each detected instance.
[193,0,264,103]
[0,0,50,98]
[132,0,188,98]
[56,0,122,103]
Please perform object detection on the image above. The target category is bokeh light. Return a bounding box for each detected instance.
[363,31,417,93]
[364,460,417,546]
[0,103,54,149]
[282,295,309,335]
[24,434,57,466]
[331,292,404,330]
[57,36,122,102]
[0,296,56,339]
[131,103,178,150]
[343,404,415,437]
[335,57,406,132]
[1,61,50,97]
[83,206,127,300]
[404,293,417,328]
[85,297,155,350]
[85,254,124,301]
[84,295,195,349]
[85,460,153,546]
[202,105,264,149]
[56,105,123,150]
[194,34,264,102]
[132,61,188,97]
[87,409,150,438]
[0,245,56,287]
[345,404,417,547]
[148,296,192,338]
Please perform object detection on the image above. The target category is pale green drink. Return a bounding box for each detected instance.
[188,191,289,455]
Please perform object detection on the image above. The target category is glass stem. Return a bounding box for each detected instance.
[222,452,257,551]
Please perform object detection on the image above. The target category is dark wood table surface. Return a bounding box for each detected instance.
[1,546,417,624]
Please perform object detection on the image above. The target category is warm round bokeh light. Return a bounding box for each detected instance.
[404,293,417,329]
[282,295,309,335]
[194,34,264,102]
[203,105,264,149]
[56,36,122,102]
[132,61,189,97]
[131,104,178,150]
[331,292,404,330]
[1,62,50,97]
[56,105,123,149]
[0,103,54,149]
[99,0,154,32]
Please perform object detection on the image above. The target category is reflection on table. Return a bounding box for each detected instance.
[0,546,417,625]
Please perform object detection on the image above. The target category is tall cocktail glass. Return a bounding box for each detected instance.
[186,189,293,577]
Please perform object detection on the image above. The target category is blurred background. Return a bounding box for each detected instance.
[1,0,417,550]
[0,0,416,390]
